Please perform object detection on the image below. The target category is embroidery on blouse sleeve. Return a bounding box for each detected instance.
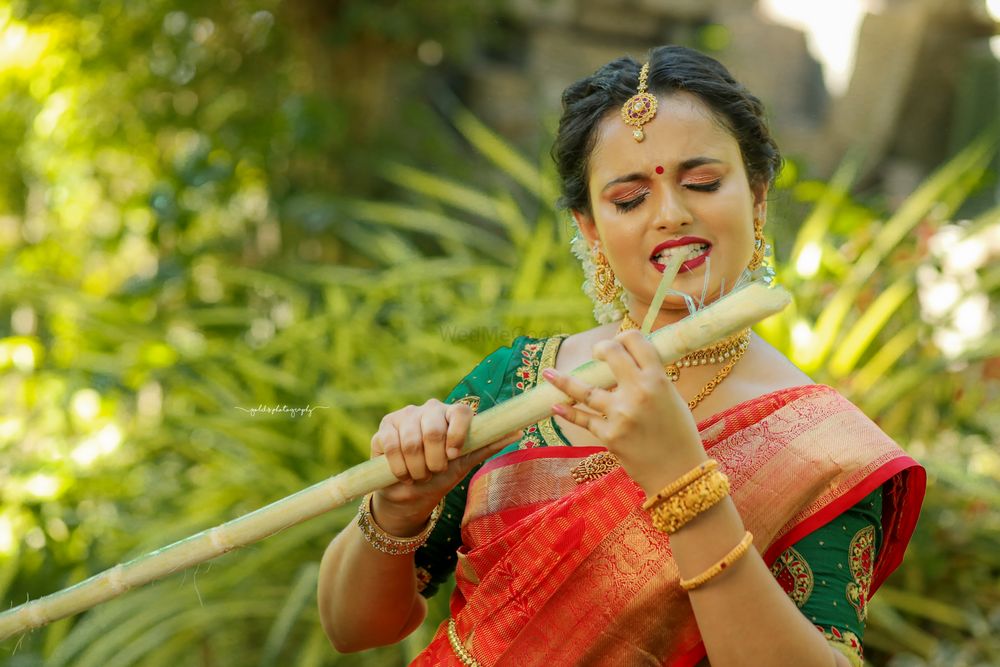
[815,625,863,667]
[536,335,570,448]
[512,338,549,449]
[770,545,814,608]
[514,340,544,392]
[846,524,876,623]
[455,395,481,413]
[518,423,543,449]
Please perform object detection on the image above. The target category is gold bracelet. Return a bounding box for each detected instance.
[356,493,443,556]
[679,531,754,591]
[648,468,730,534]
[641,459,719,511]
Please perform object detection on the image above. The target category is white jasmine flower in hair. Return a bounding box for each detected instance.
[570,228,628,324]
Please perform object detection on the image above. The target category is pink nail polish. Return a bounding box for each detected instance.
[542,369,556,381]
[552,404,565,415]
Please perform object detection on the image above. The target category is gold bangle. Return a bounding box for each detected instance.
[356,493,443,556]
[641,459,719,511]
[648,468,730,534]
[679,531,754,591]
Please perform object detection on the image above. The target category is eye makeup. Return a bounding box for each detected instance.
[684,179,722,192]
[612,188,649,213]
[682,170,723,192]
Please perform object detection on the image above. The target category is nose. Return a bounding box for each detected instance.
[652,184,693,232]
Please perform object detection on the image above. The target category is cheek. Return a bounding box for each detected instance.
[723,223,756,272]
[596,221,645,264]
[702,204,755,266]
[706,190,754,237]
[721,218,754,253]
[597,238,646,288]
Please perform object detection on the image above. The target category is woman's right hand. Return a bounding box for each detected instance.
[369,399,522,536]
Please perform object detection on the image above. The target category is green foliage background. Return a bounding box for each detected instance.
[0,2,998,666]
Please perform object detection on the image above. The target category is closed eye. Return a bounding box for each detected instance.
[685,180,722,192]
[613,193,648,213]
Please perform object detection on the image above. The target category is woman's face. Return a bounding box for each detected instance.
[574,92,765,317]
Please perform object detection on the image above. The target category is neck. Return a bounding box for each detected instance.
[622,296,695,332]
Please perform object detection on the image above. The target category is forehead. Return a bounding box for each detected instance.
[589,92,740,178]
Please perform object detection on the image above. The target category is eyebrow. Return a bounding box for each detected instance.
[600,157,725,192]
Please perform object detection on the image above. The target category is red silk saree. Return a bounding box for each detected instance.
[411,384,925,666]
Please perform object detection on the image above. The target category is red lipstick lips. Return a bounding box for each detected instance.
[649,236,712,273]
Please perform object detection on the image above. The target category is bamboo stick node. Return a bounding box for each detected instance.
[25,602,46,630]
[107,565,128,595]
[208,527,234,554]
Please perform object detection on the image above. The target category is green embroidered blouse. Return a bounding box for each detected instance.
[414,336,881,667]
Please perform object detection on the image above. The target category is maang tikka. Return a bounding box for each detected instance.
[621,62,658,142]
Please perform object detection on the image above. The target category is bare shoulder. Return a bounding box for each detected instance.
[738,333,814,393]
[553,322,618,372]
[689,332,814,421]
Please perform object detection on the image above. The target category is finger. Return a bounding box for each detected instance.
[397,413,430,482]
[593,338,642,384]
[617,329,664,372]
[453,428,523,474]
[552,402,604,436]
[541,368,613,413]
[444,402,474,460]
[374,427,413,484]
[420,401,450,475]
[371,413,399,457]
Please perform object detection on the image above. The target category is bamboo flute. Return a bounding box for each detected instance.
[0,281,791,642]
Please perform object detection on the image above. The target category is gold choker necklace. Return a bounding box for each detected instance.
[618,312,750,410]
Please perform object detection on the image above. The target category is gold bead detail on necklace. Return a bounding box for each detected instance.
[617,313,750,410]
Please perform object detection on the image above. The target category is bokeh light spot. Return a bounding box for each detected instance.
[0,516,14,554]
[12,342,37,371]
[417,40,443,66]
[25,473,60,500]
[795,242,822,278]
[72,388,102,421]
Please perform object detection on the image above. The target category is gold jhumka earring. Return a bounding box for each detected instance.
[591,247,620,304]
[748,215,766,271]
[621,62,658,142]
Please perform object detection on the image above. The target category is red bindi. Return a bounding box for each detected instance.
[655,165,664,174]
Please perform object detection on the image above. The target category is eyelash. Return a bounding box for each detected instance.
[686,180,722,192]
[614,194,647,213]
[612,180,722,213]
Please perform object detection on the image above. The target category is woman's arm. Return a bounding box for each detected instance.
[667,491,856,667]
[317,494,432,652]
[317,342,520,652]
[317,418,517,652]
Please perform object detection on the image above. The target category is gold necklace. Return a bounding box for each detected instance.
[617,313,750,410]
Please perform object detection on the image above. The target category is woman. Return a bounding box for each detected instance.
[317,46,925,667]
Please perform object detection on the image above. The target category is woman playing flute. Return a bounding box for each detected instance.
[317,45,925,667]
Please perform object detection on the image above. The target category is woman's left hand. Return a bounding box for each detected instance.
[542,329,707,496]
